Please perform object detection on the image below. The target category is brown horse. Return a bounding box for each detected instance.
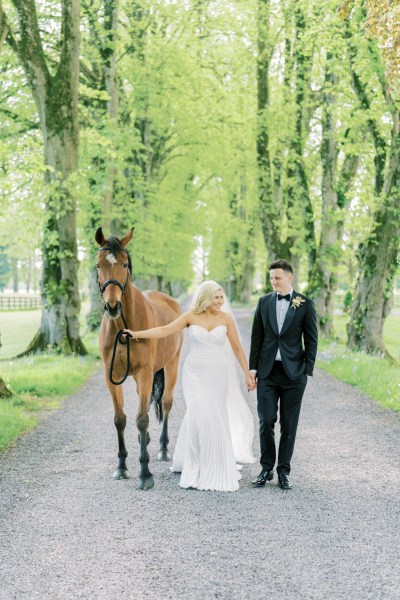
[95,227,183,489]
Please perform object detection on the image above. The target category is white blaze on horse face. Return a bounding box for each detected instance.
[106,253,117,265]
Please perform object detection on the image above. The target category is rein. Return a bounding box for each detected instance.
[109,310,133,386]
[98,246,133,386]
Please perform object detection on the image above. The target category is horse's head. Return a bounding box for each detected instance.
[95,227,134,320]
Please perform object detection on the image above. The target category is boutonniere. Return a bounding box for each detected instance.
[291,295,305,309]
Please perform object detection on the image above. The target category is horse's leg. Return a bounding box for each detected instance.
[158,353,180,461]
[135,369,154,490]
[106,379,129,480]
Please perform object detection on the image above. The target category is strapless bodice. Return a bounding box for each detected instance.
[187,324,227,355]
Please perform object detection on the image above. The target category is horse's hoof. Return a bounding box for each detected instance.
[113,468,129,480]
[137,475,154,490]
[157,450,171,462]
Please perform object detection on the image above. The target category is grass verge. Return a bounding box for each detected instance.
[0,303,101,450]
[317,314,400,412]
[0,352,99,451]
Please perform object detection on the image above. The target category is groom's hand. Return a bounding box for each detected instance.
[249,372,257,391]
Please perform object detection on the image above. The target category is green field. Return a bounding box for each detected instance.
[0,310,42,359]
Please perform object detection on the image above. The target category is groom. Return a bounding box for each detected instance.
[249,259,318,490]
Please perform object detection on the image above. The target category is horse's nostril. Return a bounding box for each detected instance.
[104,301,122,318]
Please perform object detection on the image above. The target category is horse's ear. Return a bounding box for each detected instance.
[120,227,135,248]
[95,227,106,246]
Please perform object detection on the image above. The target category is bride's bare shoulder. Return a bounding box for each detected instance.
[223,312,235,326]
[183,310,197,325]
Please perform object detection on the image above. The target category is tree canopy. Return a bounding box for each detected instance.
[0,0,398,354]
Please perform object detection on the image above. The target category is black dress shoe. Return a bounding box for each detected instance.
[278,472,292,490]
[251,470,274,487]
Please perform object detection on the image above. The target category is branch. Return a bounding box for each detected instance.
[0,1,18,54]
[0,2,9,47]
[0,107,39,132]
[56,0,80,85]
[81,0,105,57]
[10,0,50,88]
[79,58,100,84]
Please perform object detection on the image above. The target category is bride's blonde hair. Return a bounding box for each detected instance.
[191,280,224,314]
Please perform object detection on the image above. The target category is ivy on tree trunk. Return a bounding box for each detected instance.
[3,0,86,354]
[0,376,12,398]
[257,0,287,265]
[345,18,400,355]
[347,113,400,356]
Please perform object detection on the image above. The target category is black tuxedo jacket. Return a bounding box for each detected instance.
[249,291,318,381]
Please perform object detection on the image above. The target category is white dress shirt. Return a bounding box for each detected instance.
[275,289,293,361]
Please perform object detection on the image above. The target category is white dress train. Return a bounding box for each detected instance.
[171,324,254,492]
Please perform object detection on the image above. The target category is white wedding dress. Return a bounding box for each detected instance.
[224,337,256,464]
[171,324,255,492]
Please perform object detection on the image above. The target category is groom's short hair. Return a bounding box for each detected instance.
[269,259,293,273]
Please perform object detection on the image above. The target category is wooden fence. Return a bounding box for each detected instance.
[0,295,41,310]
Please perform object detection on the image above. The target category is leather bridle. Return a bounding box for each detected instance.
[97,246,130,297]
[97,246,133,386]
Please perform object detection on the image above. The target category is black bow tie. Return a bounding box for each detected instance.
[277,293,291,301]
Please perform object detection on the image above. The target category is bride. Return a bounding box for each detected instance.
[123,281,255,492]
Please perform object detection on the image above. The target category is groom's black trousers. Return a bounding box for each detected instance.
[257,361,307,475]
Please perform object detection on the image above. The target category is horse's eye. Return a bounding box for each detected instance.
[123,263,128,268]
[96,264,99,268]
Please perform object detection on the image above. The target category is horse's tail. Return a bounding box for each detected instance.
[150,368,165,423]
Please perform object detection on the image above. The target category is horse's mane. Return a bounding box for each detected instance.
[108,236,133,274]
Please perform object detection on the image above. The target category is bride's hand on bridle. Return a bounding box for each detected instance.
[122,328,134,339]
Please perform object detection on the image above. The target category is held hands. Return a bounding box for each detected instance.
[246,372,257,392]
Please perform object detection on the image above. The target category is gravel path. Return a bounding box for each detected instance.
[0,310,399,600]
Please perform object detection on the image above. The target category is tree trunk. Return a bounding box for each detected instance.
[346,15,386,198]
[257,0,316,292]
[0,376,12,398]
[87,263,104,331]
[9,0,86,355]
[85,0,119,330]
[257,0,286,264]
[156,275,161,292]
[11,257,18,292]
[229,228,256,304]
[306,52,359,336]
[0,312,11,397]
[101,0,119,222]
[345,24,399,355]
[285,5,315,280]
[347,112,400,355]
[26,120,85,354]
[227,176,256,303]
[307,56,339,336]
[235,226,256,304]
[26,258,32,293]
